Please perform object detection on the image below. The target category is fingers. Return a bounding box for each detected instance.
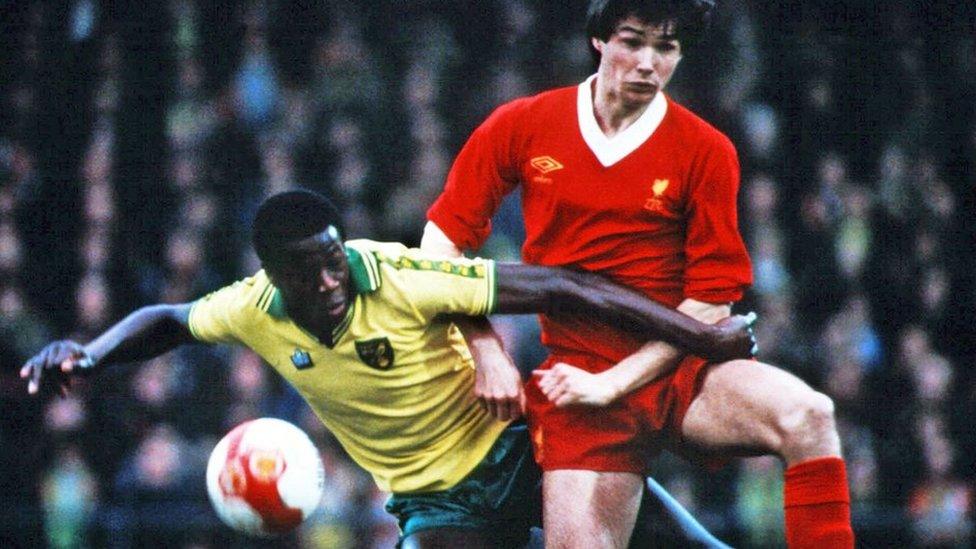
[744,311,758,327]
[29,356,43,395]
[498,397,520,422]
[485,398,500,420]
[476,384,524,422]
[21,353,42,395]
[552,391,574,408]
[744,311,758,357]
[532,368,568,406]
[480,394,522,422]
[60,346,89,373]
[531,369,553,394]
[21,341,88,396]
[547,385,569,407]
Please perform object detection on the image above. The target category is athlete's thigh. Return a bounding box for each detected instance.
[679,359,820,456]
[543,469,643,549]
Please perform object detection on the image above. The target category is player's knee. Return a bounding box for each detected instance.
[777,390,839,457]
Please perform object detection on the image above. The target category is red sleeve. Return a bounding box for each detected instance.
[683,134,753,303]
[426,99,527,251]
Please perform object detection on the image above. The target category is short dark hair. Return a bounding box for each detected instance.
[586,0,715,59]
[252,189,344,266]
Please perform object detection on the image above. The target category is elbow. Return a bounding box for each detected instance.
[140,304,193,337]
[421,221,462,257]
[140,304,182,322]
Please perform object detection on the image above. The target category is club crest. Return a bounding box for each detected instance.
[355,337,394,369]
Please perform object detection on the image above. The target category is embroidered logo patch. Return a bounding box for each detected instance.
[644,179,671,213]
[291,349,313,370]
[355,337,395,369]
[652,179,669,196]
[530,156,564,173]
[530,156,564,184]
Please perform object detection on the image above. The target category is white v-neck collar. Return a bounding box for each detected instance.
[577,74,668,167]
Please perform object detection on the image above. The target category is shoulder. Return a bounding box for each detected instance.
[349,239,487,272]
[346,238,408,258]
[483,85,578,126]
[663,97,736,155]
[188,270,275,339]
[196,270,273,312]
[344,239,401,294]
[347,239,492,286]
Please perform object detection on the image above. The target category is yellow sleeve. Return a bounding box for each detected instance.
[187,278,263,345]
[391,250,497,321]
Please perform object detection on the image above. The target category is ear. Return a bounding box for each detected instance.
[591,37,604,55]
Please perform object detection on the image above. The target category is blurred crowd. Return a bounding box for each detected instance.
[1,1,974,548]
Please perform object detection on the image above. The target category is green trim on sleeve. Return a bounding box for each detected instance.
[485,260,497,314]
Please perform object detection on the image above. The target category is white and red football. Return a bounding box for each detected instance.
[206,418,324,537]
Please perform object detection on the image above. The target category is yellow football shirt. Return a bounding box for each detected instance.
[187,239,508,493]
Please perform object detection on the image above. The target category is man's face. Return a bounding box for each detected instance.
[266,227,351,329]
[592,16,682,108]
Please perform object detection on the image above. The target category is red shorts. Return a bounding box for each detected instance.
[525,353,713,473]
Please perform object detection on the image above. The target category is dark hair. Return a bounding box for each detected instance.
[252,189,344,265]
[586,0,715,60]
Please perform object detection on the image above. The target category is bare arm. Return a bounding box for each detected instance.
[534,299,734,407]
[448,315,526,421]
[494,264,753,362]
[421,221,525,421]
[20,303,197,395]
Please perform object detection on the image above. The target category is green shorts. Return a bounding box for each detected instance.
[385,423,542,546]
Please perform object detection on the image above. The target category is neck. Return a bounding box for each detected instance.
[287,304,338,345]
[592,78,651,138]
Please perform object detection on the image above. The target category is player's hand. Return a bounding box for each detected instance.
[532,362,618,408]
[474,354,525,422]
[709,311,758,361]
[20,340,94,396]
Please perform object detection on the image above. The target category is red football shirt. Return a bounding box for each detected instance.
[428,78,752,366]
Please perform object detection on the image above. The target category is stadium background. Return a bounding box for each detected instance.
[1,1,974,547]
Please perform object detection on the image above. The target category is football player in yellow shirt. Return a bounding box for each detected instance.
[22,190,755,548]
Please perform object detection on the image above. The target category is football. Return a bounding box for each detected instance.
[206,418,325,537]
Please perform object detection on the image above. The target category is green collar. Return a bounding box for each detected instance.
[266,287,288,319]
[345,244,381,294]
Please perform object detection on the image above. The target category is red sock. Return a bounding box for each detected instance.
[783,456,854,549]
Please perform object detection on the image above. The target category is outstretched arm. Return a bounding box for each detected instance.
[494,264,754,362]
[534,299,733,407]
[20,303,196,395]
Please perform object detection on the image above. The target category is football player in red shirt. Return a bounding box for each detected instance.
[423,1,855,547]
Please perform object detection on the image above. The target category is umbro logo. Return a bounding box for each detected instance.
[530,156,564,174]
[530,156,563,184]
